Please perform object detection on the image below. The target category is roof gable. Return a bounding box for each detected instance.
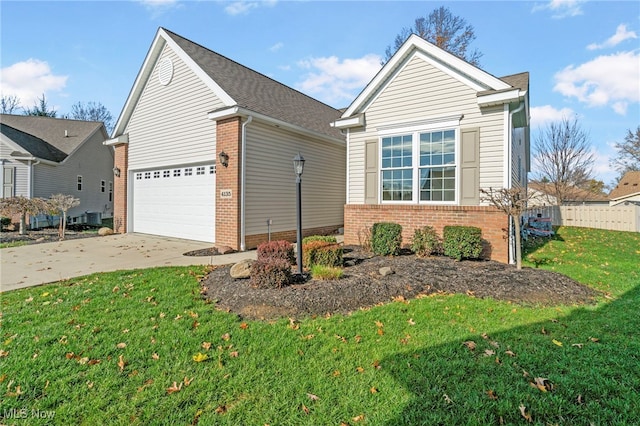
[0,114,105,163]
[609,171,640,199]
[340,34,514,118]
[113,28,343,141]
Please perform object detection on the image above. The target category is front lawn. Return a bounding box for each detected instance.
[1,227,639,425]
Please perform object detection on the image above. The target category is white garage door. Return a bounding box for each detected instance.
[132,164,216,242]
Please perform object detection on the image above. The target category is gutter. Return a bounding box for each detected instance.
[240,115,253,251]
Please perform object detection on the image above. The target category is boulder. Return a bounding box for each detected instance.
[216,245,235,255]
[98,227,114,236]
[230,259,253,279]
[379,266,394,277]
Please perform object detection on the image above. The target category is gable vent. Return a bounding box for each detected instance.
[157,57,174,86]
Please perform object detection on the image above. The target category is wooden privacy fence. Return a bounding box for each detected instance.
[526,204,640,232]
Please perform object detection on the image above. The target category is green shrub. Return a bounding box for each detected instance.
[442,226,483,261]
[411,226,442,257]
[302,240,343,268]
[310,264,344,280]
[371,222,403,256]
[249,258,292,289]
[302,235,337,244]
[257,240,295,265]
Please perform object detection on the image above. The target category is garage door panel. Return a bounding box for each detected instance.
[132,165,215,242]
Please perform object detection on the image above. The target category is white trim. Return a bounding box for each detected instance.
[104,134,129,146]
[342,34,509,118]
[477,89,525,107]
[376,115,462,136]
[331,114,365,129]
[503,104,510,188]
[345,128,350,204]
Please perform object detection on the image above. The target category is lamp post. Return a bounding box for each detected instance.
[293,152,305,277]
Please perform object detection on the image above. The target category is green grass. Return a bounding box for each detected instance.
[1,227,639,425]
[0,240,28,249]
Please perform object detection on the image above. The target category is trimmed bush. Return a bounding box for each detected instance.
[249,258,292,289]
[411,226,442,257]
[302,235,337,244]
[442,226,483,261]
[0,217,11,230]
[302,240,343,268]
[371,222,403,256]
[310,264,344,280]
[257,240,295,265]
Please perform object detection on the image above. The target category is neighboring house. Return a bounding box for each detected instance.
[528,181,609,207]
[332,34,530,263]
[0,114,113,226]
[609,171,640,206]
[106,28,345,248]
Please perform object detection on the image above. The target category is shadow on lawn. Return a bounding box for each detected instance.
[382,285,640,425]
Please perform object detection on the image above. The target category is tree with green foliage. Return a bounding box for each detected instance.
[383,6,482,65]
[24,94,57,117]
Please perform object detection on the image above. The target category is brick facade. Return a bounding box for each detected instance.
[215,117,242,249]
[344,204,509,263]
[113,143,128,234]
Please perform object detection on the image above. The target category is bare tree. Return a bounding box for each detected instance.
[70,101,114,134]
[480,187,529,270]
[0,196,48,235]
[533,116,595,205]
[610,126,640,177]
[1,94,21,114]
[383,6,482,65]
[24,94,57,117]
[47,194,80,240]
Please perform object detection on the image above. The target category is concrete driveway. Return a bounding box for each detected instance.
[1,233,256,292]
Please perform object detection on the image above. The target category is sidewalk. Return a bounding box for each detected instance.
[1,233,256,292]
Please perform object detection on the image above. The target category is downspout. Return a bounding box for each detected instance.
[507,100,525,264]
[29,160,41,229]
[240,115,253,251]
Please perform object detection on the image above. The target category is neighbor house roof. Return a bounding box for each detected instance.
[609,171,640,200]
[113,28,344,142]
[0,114,105,163]
[528,181,609,203]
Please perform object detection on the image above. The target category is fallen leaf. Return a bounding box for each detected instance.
[353,414,365,422]
[183,376,193,386]
[541,327,547,335]
[118,355,126,372]
[221,333,231,341]
[519,404,532,422]
[192,352,209,362]
[229,351,239,358]
[589,337,600,343]
[377,328,384,336]
[189,311,199,318]
[375,321,384,328]
[332,370,341,377]
[463,341,476,351]
[202,342,212,350]
[307,393,320,401]
[552,339,563,347]
[215,405,227,414]
[572,343,584,348]
[484,349,495,357]
[288,318,299,330]
[530,377,554,392]
[301,404,310,414]
[166,381,182,394]
[505,350,516,357]
[407,318,416,326]
[487,389,498,400]
[444,394,453,404]
[370,387,378,393]
[354,335,362,343]
[0,350,8,357]
[356,366,364,373]
[239,322,249,329]
[116,342,127,349]
[192,320,200,329]
[152,353,159,360]
[372,360,381,369]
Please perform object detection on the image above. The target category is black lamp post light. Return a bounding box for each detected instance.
[293,152,305,278]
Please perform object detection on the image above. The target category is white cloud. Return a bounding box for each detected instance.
[0,59,67,108]
[553,51,640,115]
[530,105,575,128]
[224,0,277,16]
[269,42,284,53]
[296,54,382,106]
[137,0,181,16]
[532,0,584,18]
[587,24,638,50]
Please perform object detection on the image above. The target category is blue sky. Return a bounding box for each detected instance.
[1,0,638,186]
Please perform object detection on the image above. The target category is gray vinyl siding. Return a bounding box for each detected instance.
[244,121,345,236]
[1,141,32,198]
[347,53,506,205]
[32,130,114,218]
[125,44,223,170]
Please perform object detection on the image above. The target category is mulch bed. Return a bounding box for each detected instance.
[201,246,600,321]
[0,227,101,245]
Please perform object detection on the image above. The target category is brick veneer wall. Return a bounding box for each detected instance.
[215,117,242,249]
[344,204,509,263]
[113,143,128,234]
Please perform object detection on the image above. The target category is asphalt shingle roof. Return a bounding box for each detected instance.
[162,28,344,141]
[609,171,640,199]
[0,114,104,162]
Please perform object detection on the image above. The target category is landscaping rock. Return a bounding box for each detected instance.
[379,266,394,276]
[98,227,114,236]
[230,259,253,279]
[216,245,235,255]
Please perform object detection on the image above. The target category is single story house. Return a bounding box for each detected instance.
[609,171,640,206]
[332,34,530,263]
[106,28,345,249]
[528,181,609,207]
[1,114,113,226]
